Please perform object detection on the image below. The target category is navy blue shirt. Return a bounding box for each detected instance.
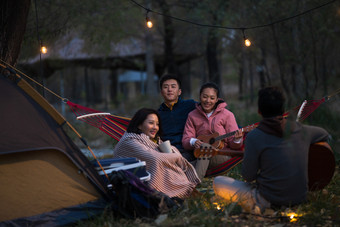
[158,98,196,150]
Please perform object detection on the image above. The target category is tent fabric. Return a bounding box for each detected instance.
[1,199,107,227]
[0,149,102,222]
[0,71,111,225]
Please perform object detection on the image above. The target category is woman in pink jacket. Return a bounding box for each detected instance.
[182,82,243,180]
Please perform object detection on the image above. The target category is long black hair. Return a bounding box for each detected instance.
[126,108,162,138]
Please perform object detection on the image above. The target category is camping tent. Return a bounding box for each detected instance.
[0,67,111,226]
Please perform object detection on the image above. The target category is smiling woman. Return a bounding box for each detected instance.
[113,108,201,199]
[137,113,159,140]
[182,82,244,180]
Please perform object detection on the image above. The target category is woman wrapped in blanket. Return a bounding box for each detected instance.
[113,108,201,199]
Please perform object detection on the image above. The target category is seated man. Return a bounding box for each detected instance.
[158,74,196,161]
[213,86,330,213]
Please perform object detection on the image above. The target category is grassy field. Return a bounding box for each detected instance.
[69,93,340,226]
[75,156,340,227]
[74,128,339,226]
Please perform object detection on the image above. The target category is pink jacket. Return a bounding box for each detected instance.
[182,100,242,150]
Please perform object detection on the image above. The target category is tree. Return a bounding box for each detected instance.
[0,0,31,66]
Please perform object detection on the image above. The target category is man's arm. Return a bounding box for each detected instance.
[305,124,330,144]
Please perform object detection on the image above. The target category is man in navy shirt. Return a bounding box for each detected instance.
[158,74,196,161]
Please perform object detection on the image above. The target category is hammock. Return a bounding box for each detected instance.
[67,101,130,141]
[66,97,328,178]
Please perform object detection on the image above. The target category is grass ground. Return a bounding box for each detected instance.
[74,141,340,227]
[70,94,340,226]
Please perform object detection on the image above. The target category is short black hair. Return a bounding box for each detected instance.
[159,74,182,89]
[199,82,220,98]
[126,108,162,137]
[258,86,285,118]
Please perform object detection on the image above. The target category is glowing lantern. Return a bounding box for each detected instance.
[41,46,47,54]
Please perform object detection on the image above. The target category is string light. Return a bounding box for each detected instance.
[130,0,336,46]
[146,10,153,28]
[40,42,47,54]
[242,29,251,47]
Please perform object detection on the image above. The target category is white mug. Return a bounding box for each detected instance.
[158,140,172,153]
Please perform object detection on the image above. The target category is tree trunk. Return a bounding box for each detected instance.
[84,67,91,106]
[238,49,245,101]
[259,47,271,86]
[0,0,31,66]
[271,24,291,102]
[308,17,319,97]
[110,69,118,105]
[248,53,254,104]
[145,0,157,96]
[158,0,177,74]
[145,29,157,95]
[206,28,220,86]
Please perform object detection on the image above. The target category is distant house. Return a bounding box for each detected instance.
[17,33,201,110]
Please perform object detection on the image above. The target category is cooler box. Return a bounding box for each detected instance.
[92,157,151,183]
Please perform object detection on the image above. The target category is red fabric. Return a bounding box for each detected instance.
[67,101,130,141]
[205,157,243,177]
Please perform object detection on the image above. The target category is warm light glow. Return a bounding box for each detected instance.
[146,20,153,28]
[213,202,222,210]
[41,46,47,54]
[287,212,299,222]
[244,39,251,47]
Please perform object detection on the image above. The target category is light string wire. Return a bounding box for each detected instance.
[130,0,338,31]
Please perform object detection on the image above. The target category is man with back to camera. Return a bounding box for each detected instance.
[213,86,330,213]
[158,74,196,162]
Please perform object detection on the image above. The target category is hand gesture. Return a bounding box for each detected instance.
[234,129,243,140]
[194,139,204,149]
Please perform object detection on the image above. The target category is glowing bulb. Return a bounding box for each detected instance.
[41,46,47,54]
[244,39,251,47]
[213,202,222,210]
[146,20,153,28]
[287,212,298,222]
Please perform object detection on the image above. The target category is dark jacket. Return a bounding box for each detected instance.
[158,98,196,150]
[242,118,329,206]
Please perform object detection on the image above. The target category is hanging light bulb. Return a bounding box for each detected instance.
[146,10,153,28]
[244,38,251,47]
[41,45,47,54]
[242,29,251,47]
[40,40,47,54]
[146,18,153,28]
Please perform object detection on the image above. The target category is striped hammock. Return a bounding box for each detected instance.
[67,101,130,141]
[67,98,326,177]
